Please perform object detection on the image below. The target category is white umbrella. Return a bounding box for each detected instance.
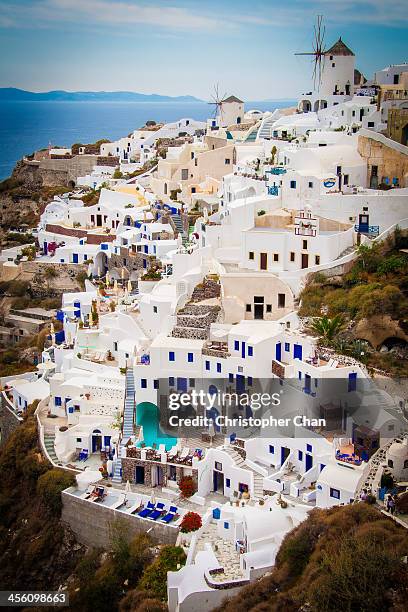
[106,271,110,285]
[127,279,132,292]
[208,419,215,446]
[151,489,156,505]
[114,279,118,293]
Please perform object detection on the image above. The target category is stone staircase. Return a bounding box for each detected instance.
[172,213,185,236]
[43,433,61,465]
[224,446,264,499]
[171,304,221,340]
[336,245,356,259]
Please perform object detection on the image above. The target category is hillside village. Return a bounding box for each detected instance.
[1,34,408,611]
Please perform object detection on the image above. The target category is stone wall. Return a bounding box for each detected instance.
[61,489,179,548]
[387,108,408,146]
[0,393,22,448]
[358,134,408,187]
[39,155,98,185]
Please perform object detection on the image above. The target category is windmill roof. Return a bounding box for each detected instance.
[223,95,244,103]
[325,37,354,57]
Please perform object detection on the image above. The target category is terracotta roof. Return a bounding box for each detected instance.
[223,95,244,103]
[325,37,355,57]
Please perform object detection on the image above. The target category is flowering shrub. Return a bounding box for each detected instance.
[180,512,202,533]
[178,475,197,498]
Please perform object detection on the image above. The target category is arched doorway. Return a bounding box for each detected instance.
[92,429,102,453]
[299,100,312,113]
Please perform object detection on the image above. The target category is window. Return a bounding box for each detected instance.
[298,450,303,460]
[181,168,188,180]
[343,174,349,185]
[308,181,313,188]
[269,445,274,454]
[188,352,194,363]
[216,362,222,373]
[141,379,147,389]
[278,293,286,308]
[205,360,210,371]
[330,488,340,499]
[332,62,335,67]
[306,443,312,452]
[113,341,118,351]
[248,376,253,386]
[302,240,308,250]
[290,251,295,262]
[248,346,253,356]
[229,373,234,382]
[315,255,320,265]
[298,371,302,380]
[189,378,195,387]
[387,459,394,468]
[169,376,175,386]
[249,251,254,260]
[154,379,159,389]
[266,304,272,313]
[285,342,290,352]
[273,253,279,262]
[169,351,175,362]
[76,438,82,443]
[55,397,62,406]
[224,521,229,529]
[225,158,231,165]
[153,306,158,313]
[215,461,222,471]
[290,180,297,189]
[226,478,231,487]
[234,340,239,351]
[246,304,251,312]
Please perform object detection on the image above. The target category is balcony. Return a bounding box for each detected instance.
[202,341,230,359]
[354,224,380,236]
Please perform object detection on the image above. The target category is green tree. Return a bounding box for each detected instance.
[310,315,344,343]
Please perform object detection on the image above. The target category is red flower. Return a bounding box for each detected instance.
[178,475,197,498]
[180,511,202,533]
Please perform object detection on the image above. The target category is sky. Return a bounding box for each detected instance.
[0,0,407,100]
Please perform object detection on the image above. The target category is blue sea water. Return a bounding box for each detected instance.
[0,99,295,180]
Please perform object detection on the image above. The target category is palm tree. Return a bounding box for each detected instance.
[310,315,344,343]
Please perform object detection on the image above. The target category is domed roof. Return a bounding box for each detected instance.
[388,439,408,458]
[325,37,355,57]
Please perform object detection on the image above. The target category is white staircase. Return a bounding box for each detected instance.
[113,369,136,483]
[224,446,264,499]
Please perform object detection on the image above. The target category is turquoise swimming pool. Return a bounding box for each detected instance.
[136,402,177,451]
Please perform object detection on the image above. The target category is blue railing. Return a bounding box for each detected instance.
[354,225,380,236]
[266,167,286,175]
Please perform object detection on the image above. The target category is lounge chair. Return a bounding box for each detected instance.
[128,498,143,514]
[167,446,178,460]
[161,506,179,523]
[179,448,189,461]
[111,494,127,510]
[138,501,155,518]
[148,502,166,520]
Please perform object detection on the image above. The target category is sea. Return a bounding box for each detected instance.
[0,99,296,180]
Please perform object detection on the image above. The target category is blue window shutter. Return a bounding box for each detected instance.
[169,376,175,386]
[188,353,194,363]
[234,340,239,351]
[248,346,253,356]
[205,361,210,371]
[169,351,175,362]
[217,363,222,373]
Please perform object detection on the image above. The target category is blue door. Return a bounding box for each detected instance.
[72,253,79,264]
[241,341,246,358]
[281,446,290,465]
[43,241,48,255]
[275,342,282,362]
[348,372,357,392]
[304,374,311,394]
[236,375,245,392]
[305,453,313,471]
[294,344,303,360]
[177,377,187,392]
